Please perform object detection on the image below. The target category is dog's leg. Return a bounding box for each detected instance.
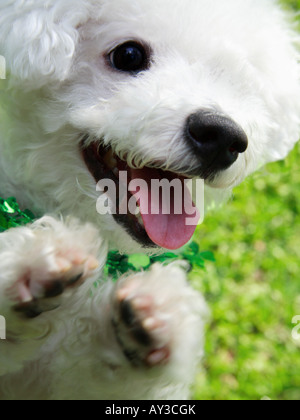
[101,263,209,400]
[46,263,208,400]
[0,217,208,399]
[0,216,103,377]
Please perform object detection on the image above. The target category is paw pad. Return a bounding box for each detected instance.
[7,253,99,318]
[113,281,171,367]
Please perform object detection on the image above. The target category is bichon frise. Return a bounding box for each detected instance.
[0,0,299,400]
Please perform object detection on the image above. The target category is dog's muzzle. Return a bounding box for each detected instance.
[185,110,248,178]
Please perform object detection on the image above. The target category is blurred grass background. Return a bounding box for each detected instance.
[191,0,300,400]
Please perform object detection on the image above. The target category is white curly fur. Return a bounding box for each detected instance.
[0,0,299,400]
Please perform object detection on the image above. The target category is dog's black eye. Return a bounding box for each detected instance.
[109,42,149,73]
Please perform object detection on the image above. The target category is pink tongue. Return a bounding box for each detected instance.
[130,168,200,250]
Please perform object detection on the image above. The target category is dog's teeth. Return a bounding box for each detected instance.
[136,213,144,227]
[103,149,117,170]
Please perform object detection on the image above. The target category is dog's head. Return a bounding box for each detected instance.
[1,0,300,252]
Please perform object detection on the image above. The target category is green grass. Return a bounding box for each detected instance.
[190,123,300,392]
[191,143,300,400]
[190,0,300,400]
[285,0,300,11]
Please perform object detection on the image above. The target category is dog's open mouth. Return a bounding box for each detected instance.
[81,141,199,250]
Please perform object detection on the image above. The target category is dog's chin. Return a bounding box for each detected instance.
[205,162,245,190]
[80,140,200,251]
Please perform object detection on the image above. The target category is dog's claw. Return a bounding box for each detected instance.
[142,317,161,331]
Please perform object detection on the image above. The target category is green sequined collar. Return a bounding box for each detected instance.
[0,197,214,279]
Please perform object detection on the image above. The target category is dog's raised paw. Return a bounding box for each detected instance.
[118,293,171,366]
[9,251,99,319]
[111,265,192,368]
[113,288,171,367]
[3,217,101,318]
[111,262,208,369]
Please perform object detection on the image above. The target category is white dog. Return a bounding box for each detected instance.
[0,0,299,400]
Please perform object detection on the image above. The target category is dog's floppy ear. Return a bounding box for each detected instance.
[0,0,91,89]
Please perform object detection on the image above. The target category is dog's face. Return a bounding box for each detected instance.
[1,0,300,252]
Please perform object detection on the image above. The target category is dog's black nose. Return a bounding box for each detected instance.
[185,111,248,175]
